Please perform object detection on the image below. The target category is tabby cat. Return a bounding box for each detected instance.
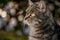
[23,0,57,40]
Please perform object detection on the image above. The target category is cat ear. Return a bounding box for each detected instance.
[39,0,46,8]
[39,0,44,7]
[28,0,33,5]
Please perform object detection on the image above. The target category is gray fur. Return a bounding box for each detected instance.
[23,0,57,40]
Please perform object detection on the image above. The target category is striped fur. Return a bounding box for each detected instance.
[24,0,57,40]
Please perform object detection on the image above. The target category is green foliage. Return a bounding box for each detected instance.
[0,0,13,6]
[0,31,27,40]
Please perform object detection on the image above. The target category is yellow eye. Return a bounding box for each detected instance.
[31,13,35,17]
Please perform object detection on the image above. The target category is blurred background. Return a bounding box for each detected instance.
[0,0,60,40]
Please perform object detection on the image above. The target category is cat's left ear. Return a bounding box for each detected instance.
[39,0,46,8]
[28,0,34,5]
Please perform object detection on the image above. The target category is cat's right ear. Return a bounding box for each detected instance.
[28,0,33,5]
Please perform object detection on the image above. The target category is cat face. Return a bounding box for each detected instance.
[24,0,47,25]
